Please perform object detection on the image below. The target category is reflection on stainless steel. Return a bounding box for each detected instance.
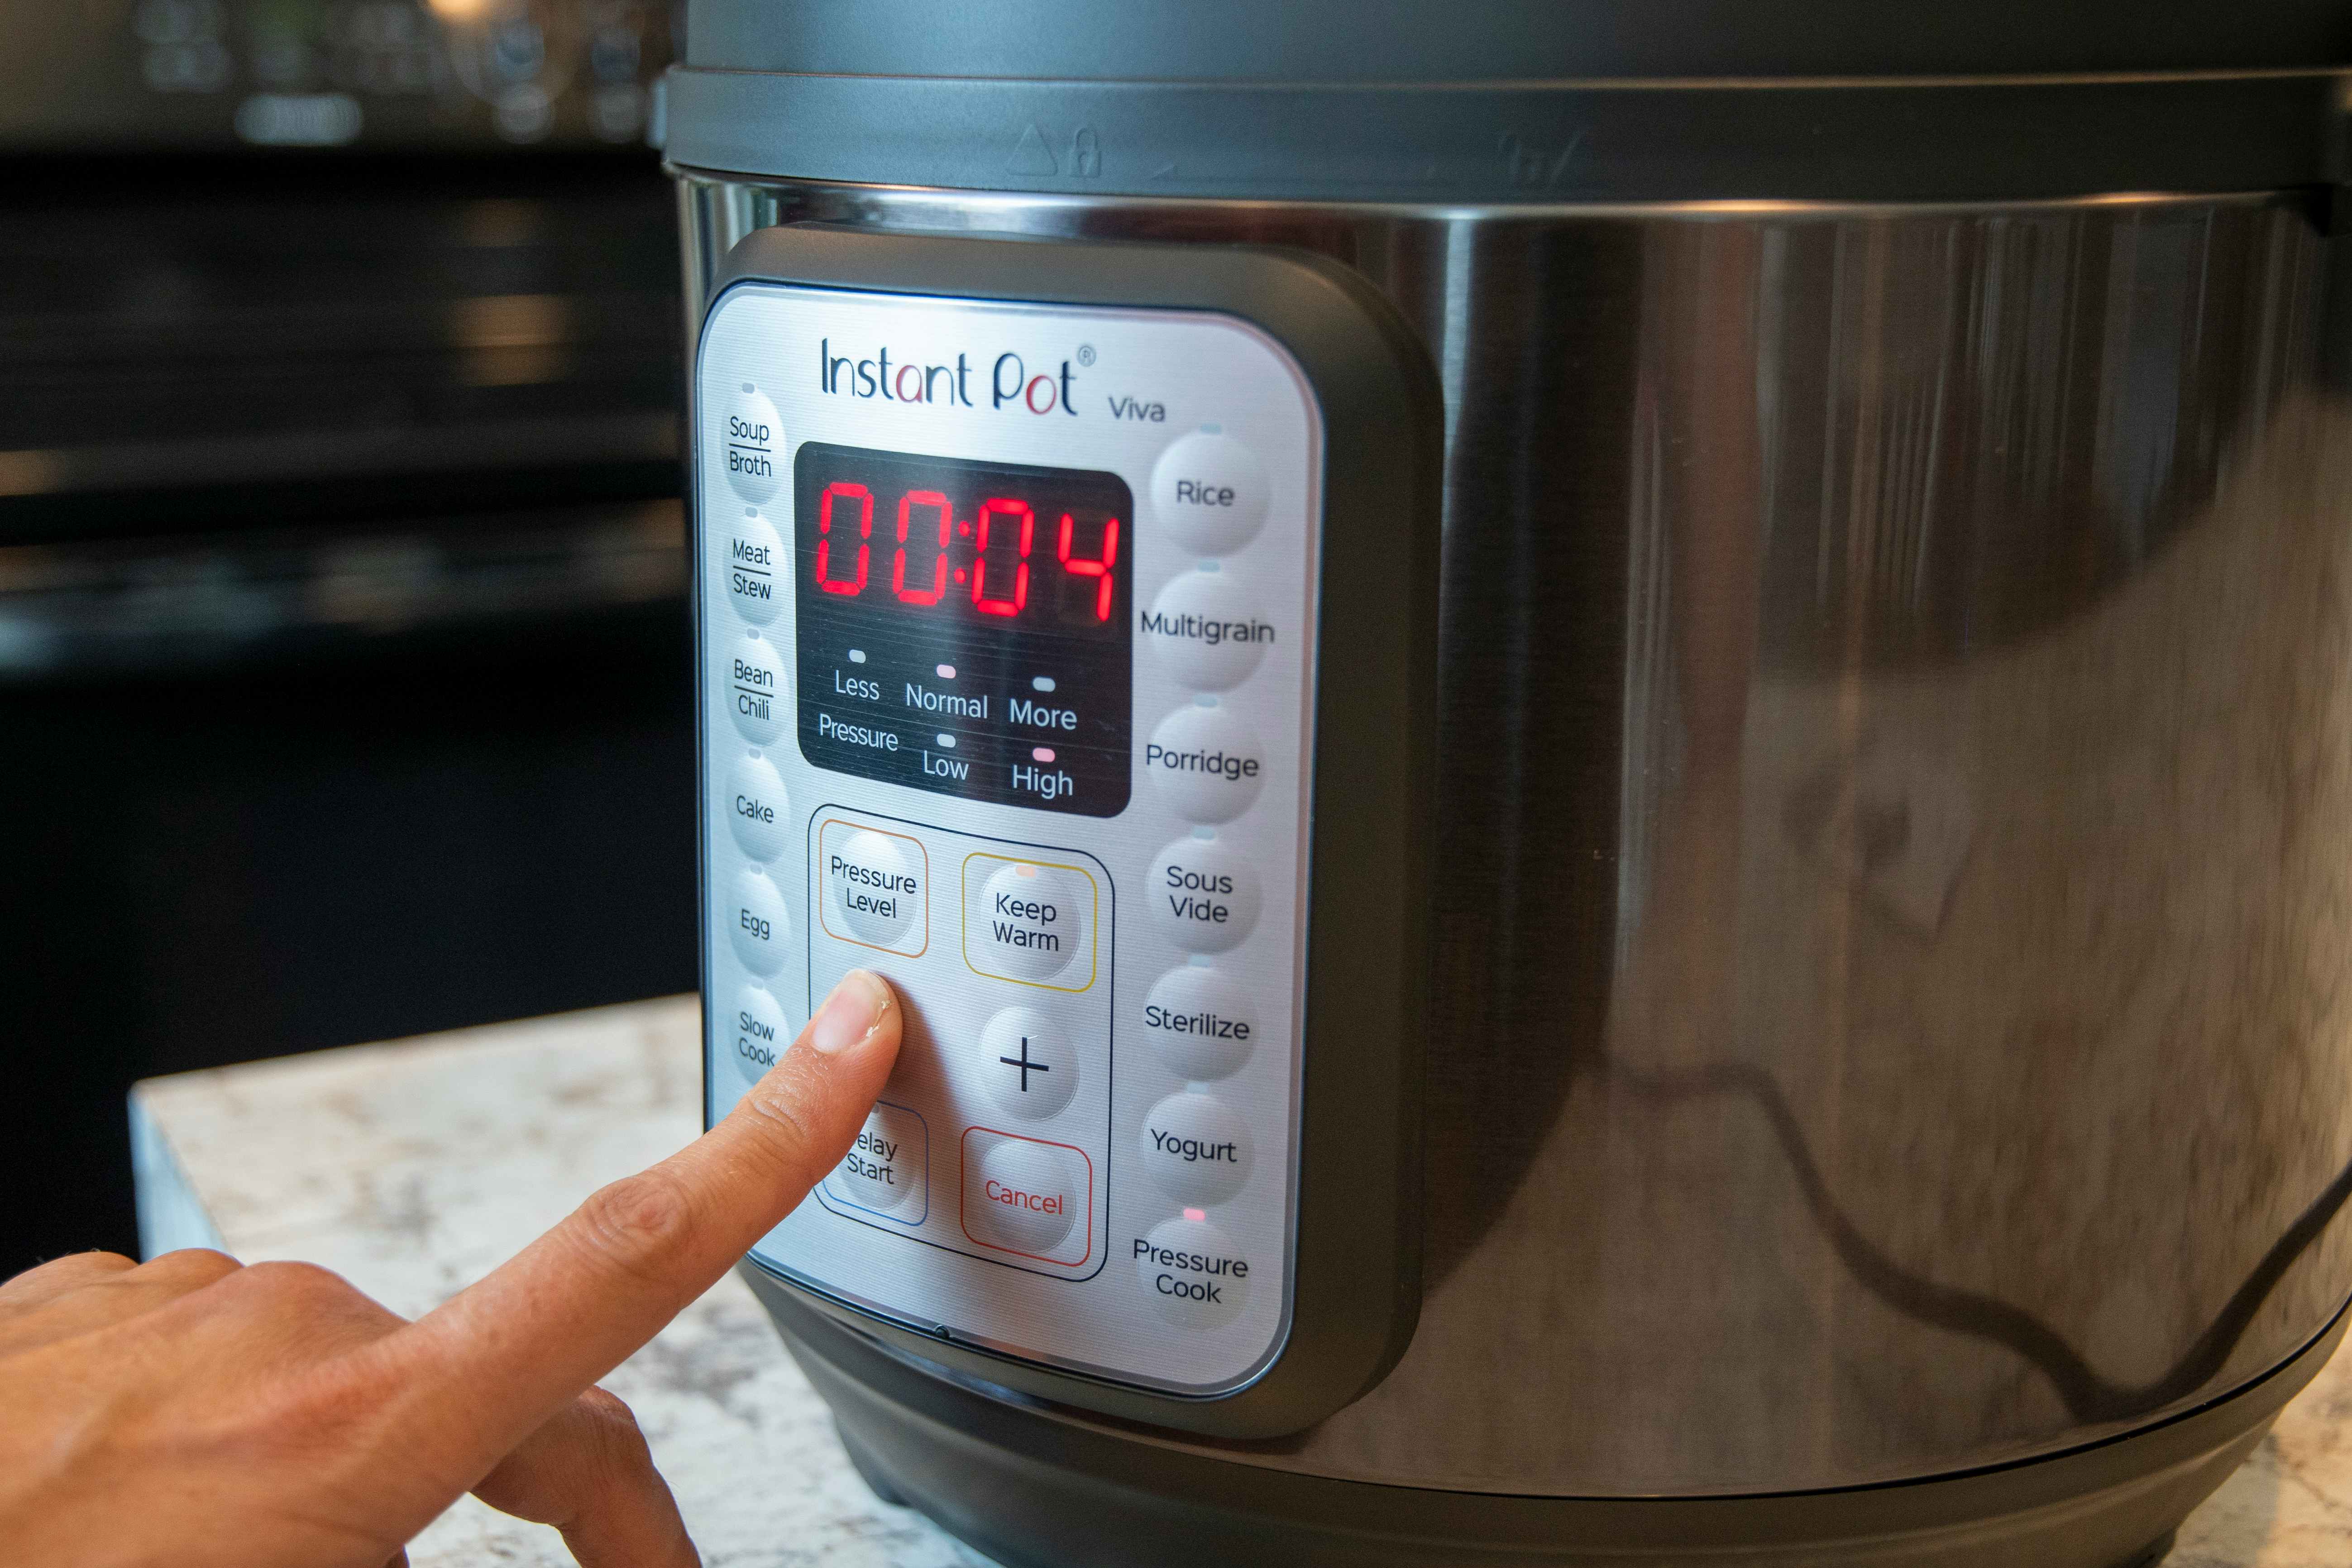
[678,175,2352,1495]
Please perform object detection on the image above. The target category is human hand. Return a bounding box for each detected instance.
[0,970,902,1568]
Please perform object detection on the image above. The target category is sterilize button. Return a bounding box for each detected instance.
[980,1006,1078,1119]
[1141,567,1273,691]
[834,1102,926,1214]
[823,825,924,952]
[722,385,781,503]
[727,751,788,861]
[728,865,789,975]
[968,859,1095,985]
[727,982,790,1084]
[1137,1213,1250,1329]
[964,1130,1089,1258]
[1147,834,1261,954]
[1140,1092,1251,1205]
[727,631,785,745]
[725,509,785,624]
[1144,702,1265,824]
[1151,431,1267,556]
[1141,965,1257,1081]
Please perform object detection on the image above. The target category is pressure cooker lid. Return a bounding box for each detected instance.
[666,0,2352,205]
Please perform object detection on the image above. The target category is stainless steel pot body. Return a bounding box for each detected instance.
[677,172,2352,1498]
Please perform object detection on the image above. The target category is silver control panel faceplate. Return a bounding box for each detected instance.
[697,282,1321,1394]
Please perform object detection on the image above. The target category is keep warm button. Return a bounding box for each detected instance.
[962,1128,1093,1266]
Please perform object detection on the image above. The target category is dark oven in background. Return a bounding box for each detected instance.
[0,0,693,1273]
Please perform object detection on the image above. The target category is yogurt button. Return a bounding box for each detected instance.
[1147,834,1261,954]
[1140,1092,1251,1206]
[1142,568,1274,691]
[725,509,785,624]
[726,982,790,1084]
[1151,432,1266,556]
[1141,966,1257,1081]
[1144,702,1265,824]
[727,751,788,861]
[722,386,781,502]
[980,1006,1078,1119]
[1137,1214,1251,1329]
[825,826,923,950]
[966,1132,1086,1257]
[727,631,786,745]
[970,859,1094,985]
[834,1102,926,1214]
[727,865,789,975]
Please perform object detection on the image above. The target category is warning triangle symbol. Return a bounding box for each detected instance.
[1009,123,1058,176]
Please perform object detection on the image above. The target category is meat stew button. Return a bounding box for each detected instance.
[1140,1092,1251,1206]
[725,508,785,624]
[1136,1214,1250,1329]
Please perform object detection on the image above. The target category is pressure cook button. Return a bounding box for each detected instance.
[1141,966,1257,1082]
[1140,1092,1251,1206]
[1147,835,1261,954]
[963,1129,1090,1260]
[725,509,785,624]
[727,751,788,861]
[834,1102,926,1215]
[1151,431,1267,556]
[821,824,925,953]
[1136,1214,1250,1329]
[727,631,786,745]
[980,1006,1078,1119]
[727,982,790,1084]
[1144,702,1265,824]
[722,386,781,503]
[1141,568,1274,691]
[967,858,1095,987]
[727,865,789,975]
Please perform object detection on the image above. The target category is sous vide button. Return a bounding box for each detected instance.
[1146,833,1261,954]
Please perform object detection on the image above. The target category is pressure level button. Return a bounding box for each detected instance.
[822,824,925,953]
[1144,703,1265,824]
[1151,432,1266,556]
[727,752,788,861]
[1137,1214,1250,1329]
[1147,835,1261,954]
[1141,567,1273,691]
[722,386,781,503]
[725,509,785,624]
[1140,1092,1251,1206]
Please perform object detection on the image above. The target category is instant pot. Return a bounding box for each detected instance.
[673,6,2352,1563]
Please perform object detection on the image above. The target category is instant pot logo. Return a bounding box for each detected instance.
[818,338,1076,416]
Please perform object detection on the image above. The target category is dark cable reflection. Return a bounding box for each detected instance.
[1607,1059,2352,1424]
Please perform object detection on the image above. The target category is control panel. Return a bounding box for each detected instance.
[698,275,1320,1394]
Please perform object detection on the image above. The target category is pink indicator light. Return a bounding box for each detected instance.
[1183,1208,1206,1223]
[1032,746,1056,763]
[936,663,956,679]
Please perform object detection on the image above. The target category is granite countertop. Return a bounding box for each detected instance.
[128,997,2352,1568]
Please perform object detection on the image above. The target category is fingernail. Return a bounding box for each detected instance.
[809,969,892,1054]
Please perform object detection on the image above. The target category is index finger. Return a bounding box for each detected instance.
[380,969,900,1465]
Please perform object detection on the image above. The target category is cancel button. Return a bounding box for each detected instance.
[1135,1214,1250,1329]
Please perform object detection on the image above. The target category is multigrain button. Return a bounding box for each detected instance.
[1151,431,1266,556]
[1136,1213,1250,1329]
[727,982,789,1083]
[722,385,781,502]
[1140,1092,1251,1205]
[1144,701,1264,824]
[727,631,785,744]
[964,1129,1089,1259]
[1147,834,1261,954]
[727,866,789,975]
[967,858,1095,986]
[822,824,925,951]
[1141,567,1274,691]
[727,751,788,861]
[1141,965,1257,1081]
[980,1006,1078,1119]
[833,1102,926,1216]
[724,509,785,624]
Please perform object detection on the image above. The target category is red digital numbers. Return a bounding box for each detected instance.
[812,478,1118,626]
[894,489,950,606]
[1057,512,1119,623]
[971,497,1033,617]
[814,482,871,596]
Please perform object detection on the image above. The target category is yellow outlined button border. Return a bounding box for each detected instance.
[961,852,1099,994]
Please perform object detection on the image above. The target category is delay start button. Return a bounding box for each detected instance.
[965,856,1096,988]
[831,1101,927,1219]
[962,1128,1091,1263]
[1135,1214,1251,1329]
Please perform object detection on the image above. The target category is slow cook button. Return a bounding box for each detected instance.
[1140,567,1274,691]
[1136,1214,1250,1329]
[728,865,789,976]
[1147,834,1261,954]
[727,631,786,745]
[980,1006,1079,1119]
[967,857,1095,986]
[1140,1092,1251,1205]
[833,1102,926,1215]
[725,508,785,623]
[1142,965,1257,1082]
[1144,701,1265,824]
[722,385,782,502]
[822,824,925,952]
[1151,431,1267,556]
[727,981,789,1084]
[727,751,788,861]
[963,1129,1091,1262]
